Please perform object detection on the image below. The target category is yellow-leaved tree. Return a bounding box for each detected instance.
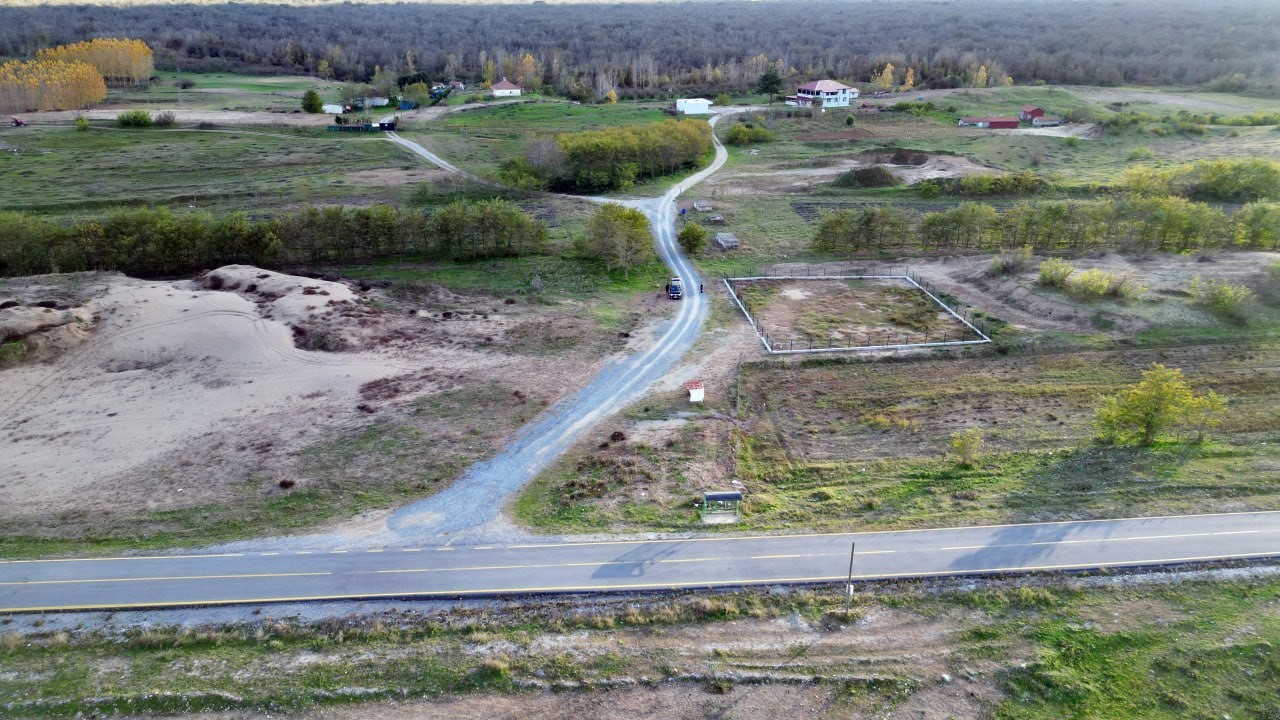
[38,38,153,87]
[0,59,107,113]
[900,67,915,92]
[876,63,895,91]
[974,65,989,88]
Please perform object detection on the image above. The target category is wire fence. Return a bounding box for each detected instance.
[722,269,993,355]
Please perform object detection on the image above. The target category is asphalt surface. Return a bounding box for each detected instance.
[4,512,1278,612]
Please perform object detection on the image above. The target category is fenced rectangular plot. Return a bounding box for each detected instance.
[724,273,990,354]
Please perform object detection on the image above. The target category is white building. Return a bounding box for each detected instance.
[321,104,344,114]
[787,79,858,108]
[675,98,713,115]
[491,78,522,97]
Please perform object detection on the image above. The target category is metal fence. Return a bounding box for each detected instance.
[722,270,992,355]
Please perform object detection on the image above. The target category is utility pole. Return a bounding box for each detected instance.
[845,542,856,613]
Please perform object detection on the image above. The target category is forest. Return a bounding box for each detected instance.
[0,0,1277,98]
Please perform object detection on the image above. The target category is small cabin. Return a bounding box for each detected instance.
[685,379,705,403]
[692,200,713,212]
[714,232,740,250]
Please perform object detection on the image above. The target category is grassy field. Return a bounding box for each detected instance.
[107,71,345,112]
[0,125,414,219]
[2,573,1276,719]
[401,100,672,178]
[517,296,1280,533]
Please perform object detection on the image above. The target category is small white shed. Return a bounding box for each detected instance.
[322,104,344,114]
[685,380,705,403]
[675,98,713,115]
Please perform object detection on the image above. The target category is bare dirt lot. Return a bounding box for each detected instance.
[729,277,980,348]
[0,266,633,539]
[712,152,998,195]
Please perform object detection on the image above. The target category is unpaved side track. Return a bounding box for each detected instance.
[380,118,731,542]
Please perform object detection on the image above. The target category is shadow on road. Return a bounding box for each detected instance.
[592,542,681,579]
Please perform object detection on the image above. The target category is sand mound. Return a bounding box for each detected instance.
[0,268,414,521]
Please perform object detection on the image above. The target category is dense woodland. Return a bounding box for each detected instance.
[0,0,1277,97]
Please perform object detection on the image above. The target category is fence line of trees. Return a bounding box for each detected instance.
[37,38,153,87]
[0,200,547,279]
[814,198,1280,255]
[0,58,106,113]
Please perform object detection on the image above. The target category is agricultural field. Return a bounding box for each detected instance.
[695,85,1280,263]
[0,124,420,219]
[518,250,1280,534]
[105,71,347,112]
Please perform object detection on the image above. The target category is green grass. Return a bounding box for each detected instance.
[0,126,413,220]
[518,327,1280,534]
[401,100,672,178]
[2,575,1278,719]
[107,71,345,112]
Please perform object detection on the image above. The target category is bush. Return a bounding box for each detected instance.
[725,122,773,145]
[115,110,153,128]
[949,428,984,467]
[175,77,196,89]
[1095,363,1225,445]
[153,110,175,127]
[1189,275,1255,319]
[989,245,1032,275]
[0,340,28,368]
[73,115,89,131]
[1127,146,1155,161]
[1067,267,1112,300]
[833,165,899,188]
[1038,258,1074,287]
[678,222,708,254]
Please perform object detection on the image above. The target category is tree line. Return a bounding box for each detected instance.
[1,1,1275,99]
[1,37,151,112]
[813,198,1280,256]
[0,200,547,279]
[37,38,153,87]
[0,58,106,113]
[505,119,712,193]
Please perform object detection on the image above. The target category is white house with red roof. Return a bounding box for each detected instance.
[786,79,858,108]
[491,77,522,97]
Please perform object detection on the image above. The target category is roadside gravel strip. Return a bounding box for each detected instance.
[381,118,731,542]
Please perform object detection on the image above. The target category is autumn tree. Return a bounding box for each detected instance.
[755,65,782,103]
[37,38,152,87]
[900,67,915,92]
[580,203,654,278]
[974,64,989,88]
[1095,364,1225,445]
[0,59,107,113]
[874,63,895,91]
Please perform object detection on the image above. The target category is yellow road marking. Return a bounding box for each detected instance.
[8,550,1280,614]
[0,571,330,587]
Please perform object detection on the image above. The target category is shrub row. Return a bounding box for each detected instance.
[0,200,546,278]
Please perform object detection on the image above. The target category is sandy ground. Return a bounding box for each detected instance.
[0,266,614,524]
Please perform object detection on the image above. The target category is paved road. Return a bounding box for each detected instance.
[378,120,729,540]
[4,512,1278,612]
